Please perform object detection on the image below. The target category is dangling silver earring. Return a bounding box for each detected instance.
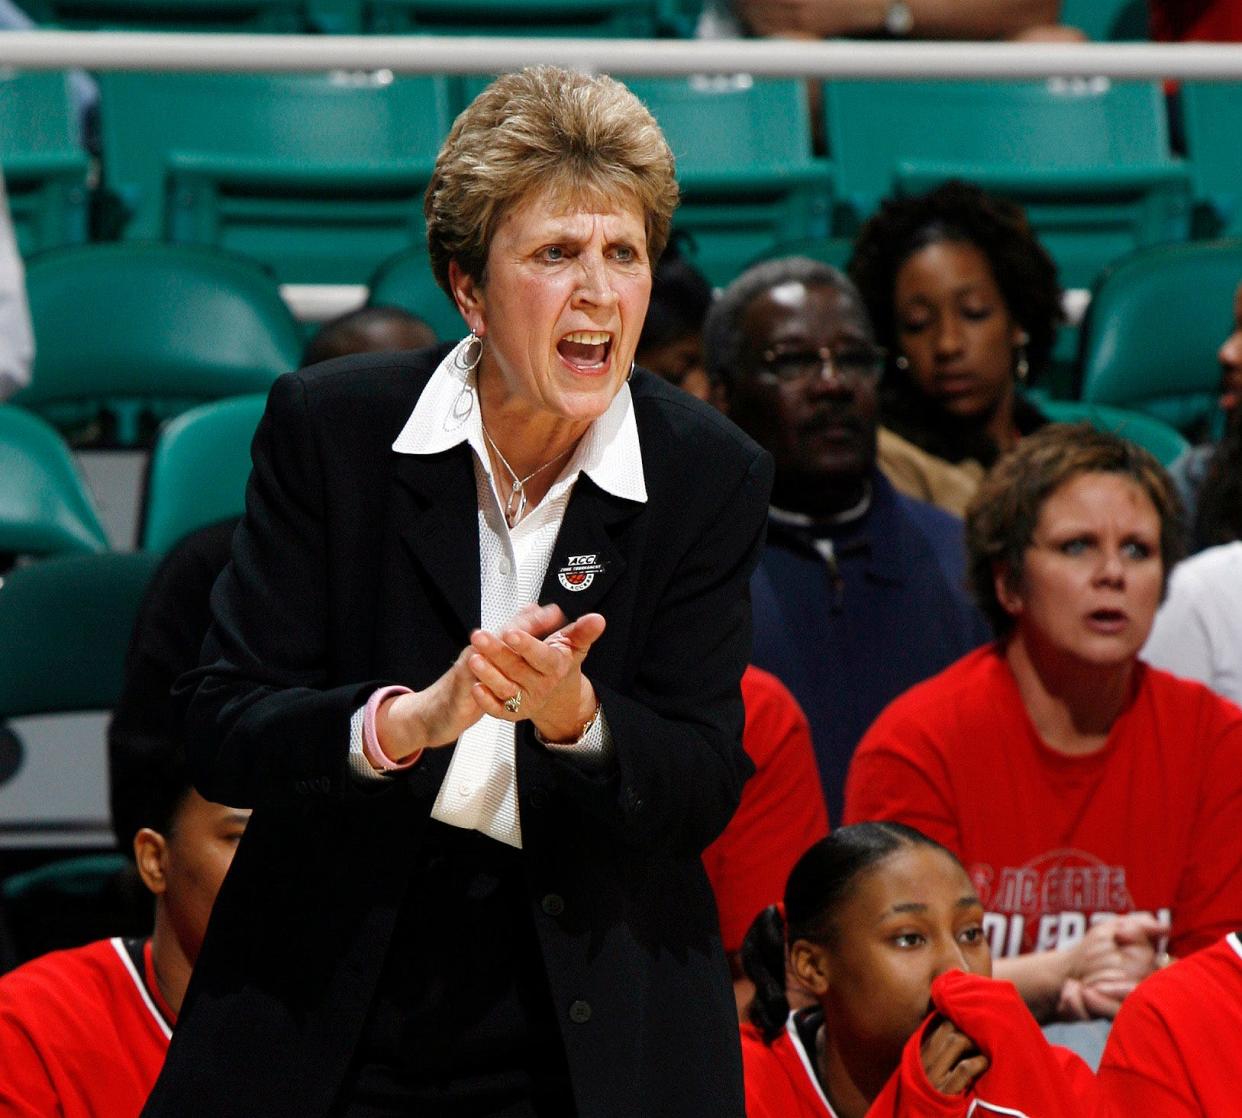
[895,354,909,371]
[454,329,482,375]
[628,360,635,382]
[1015,347,1030,383]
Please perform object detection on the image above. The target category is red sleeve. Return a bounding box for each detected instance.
[740,1022,824,1118]
[841,709,962,856]
[1170,700,1242,956]
[926,970,1096,1116]
[702,667,829,954]
[0,1006,63,1117]
[1095,981,1200,1117]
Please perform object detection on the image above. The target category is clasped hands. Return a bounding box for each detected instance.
[376,604,606,762]
[1057,912,1171,1020]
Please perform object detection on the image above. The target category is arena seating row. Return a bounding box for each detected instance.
[6,69,1242,291]
[5,236,1237,460]
[14,0,1149,38]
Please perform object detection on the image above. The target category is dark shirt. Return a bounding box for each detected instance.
[750,469,990,822]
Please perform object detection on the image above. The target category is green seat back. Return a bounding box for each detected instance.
[367,248,464,343]
[824,79,1190,289]
[1059,0,1149,39]
[0,551,162,718]
[17,242,301,446]
[1037,400,1189,466]
[1,854,130,902]
[0,71,89,256]
[99,72,455,283]
[1079,239,1242,438]
[623,77,832,286]
[1182,82,1242,237]
[0,405,109,556]
[21,0,304,30]
[363,0,660,35]
[141,394,263,552]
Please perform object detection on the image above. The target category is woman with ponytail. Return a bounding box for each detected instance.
[740,823,1095,1117]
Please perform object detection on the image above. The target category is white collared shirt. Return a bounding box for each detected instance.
[349,336,647,848]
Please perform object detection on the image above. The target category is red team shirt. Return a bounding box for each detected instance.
[1096,931,1242,1116]
[742,971,1094,1117]
[0,937,172,1117]
[703,666,830,955]
[1149,0,1242,41]
[844,647,1242,961]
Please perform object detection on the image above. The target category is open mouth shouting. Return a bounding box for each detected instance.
[558,330,614,373]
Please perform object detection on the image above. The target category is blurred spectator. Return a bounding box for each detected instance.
[302,304,435,366]
[0,172,34,402]
[730,0,1084,40]
[702,666,829,1013]
[1149,0,1242,41]
[849,180,1062,516]
[0,520,248,1117]
[1143,541,1242,707]
[636,239,717,404]
[704,256,988,821]
[1168,279,1242,549]
[1096,931,1242,1115]
[845,425,1242,1023]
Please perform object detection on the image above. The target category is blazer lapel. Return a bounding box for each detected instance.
[391,444,481,638]
[539,474,642,619]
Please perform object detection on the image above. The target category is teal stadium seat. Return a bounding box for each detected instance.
[1059,0,1149,39]
[98,72,455,283]
[824,78,1190,289]
[23,0,304,31]
[1037,400,1189,466]
[1078,239,1242,440]
[368,248,465,343]
[622,76,832,286]
[0,71,89,256]
[140,394,263,553]
[0,551,162,719]
[1181,82,1242,237]
[363,0,661,35]
[16,243,302,446]
[0,405,109,558]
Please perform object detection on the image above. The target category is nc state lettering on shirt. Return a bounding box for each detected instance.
[969,850,1171,956]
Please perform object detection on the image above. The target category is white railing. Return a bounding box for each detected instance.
[5,31,1240,320]
[1,30,1242,79]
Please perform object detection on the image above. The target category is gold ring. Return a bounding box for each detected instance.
[503,690,523,715]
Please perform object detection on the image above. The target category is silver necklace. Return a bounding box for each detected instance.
[481,423,573,528]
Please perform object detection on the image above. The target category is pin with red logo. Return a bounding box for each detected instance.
[557,553,606,592]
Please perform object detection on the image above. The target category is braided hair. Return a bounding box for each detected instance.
[741,822,961,1043]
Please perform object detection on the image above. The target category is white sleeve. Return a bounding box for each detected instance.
[0,174,34,402]
[1142,571,1216,688]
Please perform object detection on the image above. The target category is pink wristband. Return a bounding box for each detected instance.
[363,685,421,772]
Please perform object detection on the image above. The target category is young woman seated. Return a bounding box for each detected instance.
[741,822,1094,1118]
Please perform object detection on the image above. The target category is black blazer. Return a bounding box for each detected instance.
[143,348,773,1118]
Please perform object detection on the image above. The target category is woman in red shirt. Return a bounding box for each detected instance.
[740,822,1093,1117]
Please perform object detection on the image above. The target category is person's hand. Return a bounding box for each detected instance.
[920,1015,989,1096]
[1058,913,1169,1020]
[734,0,863,39]
[1012,23,1087,41]
[466,604,607,743]
[375,604,575,759]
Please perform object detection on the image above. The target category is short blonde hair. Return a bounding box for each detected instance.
[425,66,678,296]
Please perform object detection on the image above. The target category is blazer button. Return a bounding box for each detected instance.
[541,893,565,917]
[529,788,548,811]
[568,999,592,1024]
[624,787,645,814]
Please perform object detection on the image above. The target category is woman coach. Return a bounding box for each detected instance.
[143,68,772,1117]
